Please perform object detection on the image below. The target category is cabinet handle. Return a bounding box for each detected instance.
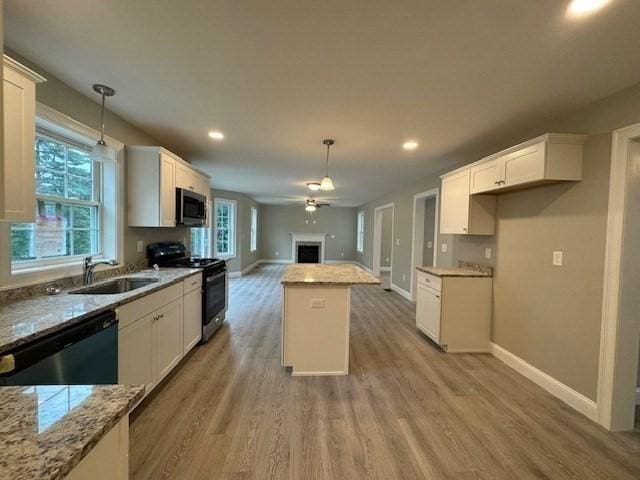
[494,181,501,185]
[157,314,164,320]
[462,227,468,232]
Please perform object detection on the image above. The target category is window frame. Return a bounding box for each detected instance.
[213,198,237,259]
[357,211,365,253]
[190,200,213,258]
[250,206,258,252]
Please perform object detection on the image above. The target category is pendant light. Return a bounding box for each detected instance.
[91,84,116,163]
[320,139,335,191]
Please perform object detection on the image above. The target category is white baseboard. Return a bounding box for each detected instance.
[380,266,391,272]
[489,342,598,422]
[355,262,374,274]
[258,259,293,264]
[228,271,241,278]
[325,260,358,264]
[390,283,412,301]
[228,261,260,278]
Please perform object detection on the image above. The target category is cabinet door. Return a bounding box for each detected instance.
[501,142,546,188]
[440,169,470,234]
[2,67,36,222]
[154,297,184,382]
[118,313,154,391]
[416,284,441,343]
[175,162,196,191]
[183,287,202,353]
[196,175,210,198]
[470,159,501,194]
[159,153,176,227]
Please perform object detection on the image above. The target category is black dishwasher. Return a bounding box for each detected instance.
[0,310,118,386]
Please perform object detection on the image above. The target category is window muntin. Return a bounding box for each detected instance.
[250,207,258,252]
[214,199,236,257]
[357,211,365,253]
[11,131,101,267]
[191,201,212,258]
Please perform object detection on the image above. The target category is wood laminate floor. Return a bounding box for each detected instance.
[130,264,640,479]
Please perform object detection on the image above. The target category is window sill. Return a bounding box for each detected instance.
[217,255,236,260]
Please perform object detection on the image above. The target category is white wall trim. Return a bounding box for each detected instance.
[325,260,358,265]
[258,259,293,264]
[410,188,439,302]
[636,388,640,406]
[596,121,640,431]
[379,266,391,272]
[390,283,412,301]
[290,232,326,263]
[490,342,598,422]
[372,203,394,277]
[355,262,374,274]
[228,260,260,278]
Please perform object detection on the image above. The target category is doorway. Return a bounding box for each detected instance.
[410,188,439,302]
[372,203,394,289]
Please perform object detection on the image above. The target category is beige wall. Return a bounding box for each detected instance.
[6,49,190,266]
[380,207,392,268]
[260,205,357,262]
[358,81,640,401]
[210,188,260,273]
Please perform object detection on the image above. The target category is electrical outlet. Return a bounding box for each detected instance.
[553,251,563,266]
[385,257,390,263]
[427,241,433,249]
[441,243,448,253]
[341,252,344,257]
[396,239,400,246]
[137,240,144,253]
[305,219,309,224]
[402,273,406,282]
[331,234,336,239]
[310,298,325,309]
[485,247,492,259]
[313,220,317,224]
[275,251,279,256]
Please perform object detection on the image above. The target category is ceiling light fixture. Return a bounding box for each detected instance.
[307,182,321,191]
[320,139,335,191]
[403,140,419,151]
[305,204,317,212]
[567,0,611,17]
[208,130,225,140]
[91,84,116,163]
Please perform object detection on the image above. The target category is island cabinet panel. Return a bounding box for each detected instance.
[64,416,129,480]
[282,285,350,376]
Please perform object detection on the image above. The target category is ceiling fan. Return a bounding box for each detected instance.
[305,198,330,212]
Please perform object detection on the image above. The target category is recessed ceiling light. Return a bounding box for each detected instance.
[307,182,321,191]
[403,140,419,151]
[567,0,611,17]
[208,131,224,140]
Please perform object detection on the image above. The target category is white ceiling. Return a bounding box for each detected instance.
[5,0,640,206]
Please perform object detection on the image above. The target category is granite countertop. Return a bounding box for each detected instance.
[416,266,492,278]
[0,384,144,480]
[282,264,380,286]
[0,268,200,355]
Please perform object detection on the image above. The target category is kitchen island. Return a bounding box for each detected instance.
[281,264,379,376]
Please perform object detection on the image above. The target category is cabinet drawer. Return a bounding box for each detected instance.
[183,273,202,293]
[417,271,442,292]
[116,283,182,330]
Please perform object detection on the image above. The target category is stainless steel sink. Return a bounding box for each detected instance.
[69,277,159,295]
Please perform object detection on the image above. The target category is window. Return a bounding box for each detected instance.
[214,198,236,257]
[250,207,258,252]
[190,201,212,257]
[357,211,365,253]
[11,130,101,268]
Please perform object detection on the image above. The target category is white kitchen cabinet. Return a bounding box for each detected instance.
[469,133,586,194]
[183,275,202,352]
[0,56,45,223]
[118,312,154,391]
[440,168,496,235]
[127,146,210,227]
[154,297,184,382]
[415,269,492,353]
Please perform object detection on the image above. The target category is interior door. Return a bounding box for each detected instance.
[416,284,441,343]
[154,298,184,382]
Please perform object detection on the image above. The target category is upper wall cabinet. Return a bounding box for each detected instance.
[469,133,586,194]
[1,56,46,223]
[440,169,496,235]
[127,146,210,227]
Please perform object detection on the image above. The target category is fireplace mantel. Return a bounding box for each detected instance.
[290,233,327,263]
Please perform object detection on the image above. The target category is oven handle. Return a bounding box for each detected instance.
[206,271,226,282]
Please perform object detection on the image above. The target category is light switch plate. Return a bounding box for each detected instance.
[331,234,336,239]
[137,240,144,253]
[396,239,400,246]
[553,251,563,266]
[310,298,325,309]
[485,247,492,259]
[275,251,279,256]
[427,241,433,249]
[441,243,448,253]
[341,252,344,257]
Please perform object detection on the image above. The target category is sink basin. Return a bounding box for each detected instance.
[69,277,159,295]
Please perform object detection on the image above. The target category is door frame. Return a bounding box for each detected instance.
[372,203,394,277]
[409,188,440,302]
[597,121,640,431]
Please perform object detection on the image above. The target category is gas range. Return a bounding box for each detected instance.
[147,241,228,342]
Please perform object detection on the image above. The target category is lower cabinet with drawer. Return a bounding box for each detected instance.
[117,276,201,398]
[415,270,492,353]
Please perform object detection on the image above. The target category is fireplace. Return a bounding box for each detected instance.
[296,242,321,263]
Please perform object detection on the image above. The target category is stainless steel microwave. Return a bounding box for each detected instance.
[176,188,207,226]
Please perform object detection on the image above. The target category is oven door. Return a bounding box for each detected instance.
[177,188,207,226]
[204,270,226,325]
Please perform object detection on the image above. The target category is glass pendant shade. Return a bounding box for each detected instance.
[320,175,335,191]
[305,204,317,212]
[91,140,114,163]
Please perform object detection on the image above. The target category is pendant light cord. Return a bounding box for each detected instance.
[326,143,330,176]
[99,93,106,142]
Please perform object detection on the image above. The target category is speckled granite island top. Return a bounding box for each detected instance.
[416,266,492,277]
[0,268,200,355]
[282,264,380,286]
[0,384,144,480]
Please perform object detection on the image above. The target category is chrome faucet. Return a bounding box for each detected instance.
[83,256,119,285]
